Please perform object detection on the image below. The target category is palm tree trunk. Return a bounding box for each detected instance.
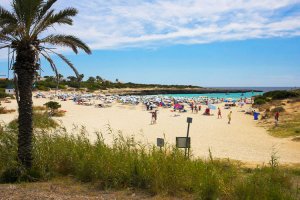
[14,43,36,169]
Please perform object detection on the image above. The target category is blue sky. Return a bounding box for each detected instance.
[0,0,300,87]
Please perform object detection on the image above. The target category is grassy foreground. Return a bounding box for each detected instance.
[0,119,299,199]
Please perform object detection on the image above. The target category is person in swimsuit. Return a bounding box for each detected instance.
[218,107,222,119]
[150,111,155,124]
[154,110,158,124]
[228,111,232,124]
[150,110,158,124]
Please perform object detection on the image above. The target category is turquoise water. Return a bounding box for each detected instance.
[164,92,263,99]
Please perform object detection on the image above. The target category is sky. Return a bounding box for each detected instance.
[0,0,300,87]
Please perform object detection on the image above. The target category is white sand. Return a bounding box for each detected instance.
[1,97,300,164]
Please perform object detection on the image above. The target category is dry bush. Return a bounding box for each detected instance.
[52,110,66,117]
[287,98,300,104]
[0,107,16,114]
[271,106,285,113]
[254,104,271,112]
[33,106,47,112]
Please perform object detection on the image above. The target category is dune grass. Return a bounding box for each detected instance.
[0,120,299,199]
[269,114,300,138]
[8,112,58,130]
[0,107,16,114]
[33,106,47,112]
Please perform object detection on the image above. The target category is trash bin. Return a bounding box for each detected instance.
[254,112,260,120]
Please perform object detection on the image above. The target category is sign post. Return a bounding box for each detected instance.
[176,137,190,148]
[157,138,164,151]
[185,117,192,158]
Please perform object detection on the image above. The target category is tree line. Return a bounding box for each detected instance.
[34,75,201,91]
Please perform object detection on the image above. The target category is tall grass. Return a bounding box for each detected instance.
[0,123,299,199]
[8,112,58,130]
[269,114,300,137]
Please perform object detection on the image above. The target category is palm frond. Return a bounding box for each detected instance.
[3,0,91,82]
[30,9,54,37]
[40,51,59,80]
[30,0,56,36]
[49,8,77,25]
[41,34,91,54]
[11,0,44,37]
[12,0,22,22]
[0,24,19,37]
[0,44,10,50]
[0,6,18,27]
[0,33,13,41]
[46,49,80,78]
[37,0,57,21]
[32,8,77,36]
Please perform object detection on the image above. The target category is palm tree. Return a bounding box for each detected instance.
[0,0,91,169]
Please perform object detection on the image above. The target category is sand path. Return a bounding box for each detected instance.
[1,98,299,164]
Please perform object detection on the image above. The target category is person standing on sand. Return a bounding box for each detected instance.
[150,110,158,124]
[154,110,158,124]
[275,111,279,126]
[150,111,155,124]
[195,105,198,114]
[191,103,194,113]
[228,111,232,124]
[218,107,222,119]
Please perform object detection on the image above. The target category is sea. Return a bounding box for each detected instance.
[163,87,299,99]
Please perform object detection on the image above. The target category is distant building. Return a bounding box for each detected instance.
[5,85,15,95]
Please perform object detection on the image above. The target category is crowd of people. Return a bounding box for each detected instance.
[34,91,278,126]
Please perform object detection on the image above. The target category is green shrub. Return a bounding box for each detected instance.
[44,101,61,116]
[58,84,66,90]
[36,85,50,91]
[254,96,267,105]
[263,91,299,100]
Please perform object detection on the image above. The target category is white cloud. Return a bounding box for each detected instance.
[1,0,300,50]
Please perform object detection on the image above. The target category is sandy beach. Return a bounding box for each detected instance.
[1,96,299,165]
